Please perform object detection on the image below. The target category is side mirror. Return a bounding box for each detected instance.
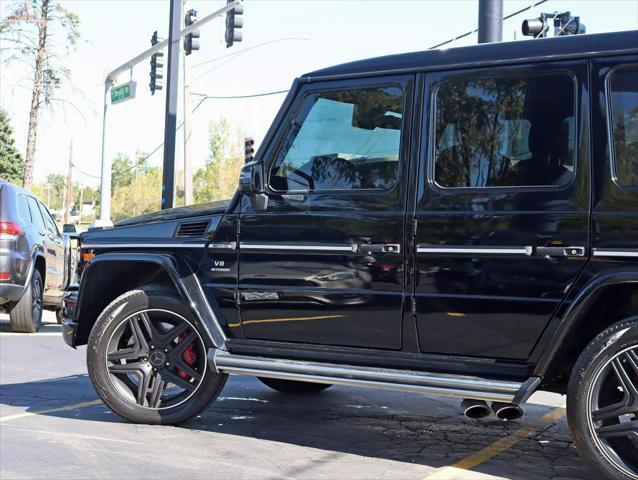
[63,224,77,233]
[239,161,264,195]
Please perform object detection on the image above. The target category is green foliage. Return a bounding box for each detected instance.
[193,117,244,204]
[0,109,24,185]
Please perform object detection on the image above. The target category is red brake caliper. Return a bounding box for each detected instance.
[177,332,197,380]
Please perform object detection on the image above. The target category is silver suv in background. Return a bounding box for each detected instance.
[0,179,74,332]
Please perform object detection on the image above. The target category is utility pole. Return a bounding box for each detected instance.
[78,186,83,225]
[63,141,73,225]
[161,0,182,210]
[183,0,193,206]
[478,0,503,44]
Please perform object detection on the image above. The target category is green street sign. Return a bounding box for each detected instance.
[110,81,137,104]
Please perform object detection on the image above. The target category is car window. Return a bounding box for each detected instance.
[38,201,59,235]
[433,72,576,189]
[269,86,404,192]
[26,196,45,231]
[16,194,32,223]
[608,66,638,187]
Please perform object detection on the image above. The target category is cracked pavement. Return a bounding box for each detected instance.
[0,313,592,480]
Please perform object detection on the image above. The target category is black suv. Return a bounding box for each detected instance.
[0,180,73,331]
[63,31,638,479]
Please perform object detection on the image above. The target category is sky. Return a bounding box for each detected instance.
[1,0,637,189]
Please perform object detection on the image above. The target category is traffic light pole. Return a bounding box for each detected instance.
[478,0,503,44]
[161,0,182,210]
[96,0,242,224]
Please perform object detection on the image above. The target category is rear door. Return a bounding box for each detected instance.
[413,61,590,360]
[238,75,415,350]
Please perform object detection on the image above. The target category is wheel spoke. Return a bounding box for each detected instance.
[158,322,190,346]
[612,357,638,401]
[107,348,141,363]
[136,369,153,406]
[163,369,197,392]
[149,373,166,408]
[174,358,202,382]
[137,312,160,343]
[592,401,634,422]
[108,361,146,374]
[172,331,197,356]
[129,317,149,352]
[596,420,638,439]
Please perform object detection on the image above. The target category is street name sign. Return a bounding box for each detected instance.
[110,81,137,104]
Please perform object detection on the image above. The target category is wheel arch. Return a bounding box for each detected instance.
[73,252,227,350]
[536,269,638,392]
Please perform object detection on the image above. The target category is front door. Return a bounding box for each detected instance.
[413,61,591,360]
[238,75,415,350]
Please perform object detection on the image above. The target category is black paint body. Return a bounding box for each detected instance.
[69,31,638,388]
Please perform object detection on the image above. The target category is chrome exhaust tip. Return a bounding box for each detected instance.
[461,399,492,419]
[491,402,524,421]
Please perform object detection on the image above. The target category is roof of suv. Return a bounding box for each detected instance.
[303,30,638,80]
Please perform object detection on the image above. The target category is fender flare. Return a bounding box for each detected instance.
[75,252,227,350]
[534,268,638,376]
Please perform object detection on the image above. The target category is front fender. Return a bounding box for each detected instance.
[72,252,227,350]
[534,268,638,376]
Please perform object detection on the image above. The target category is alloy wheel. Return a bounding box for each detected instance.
[587,345,638,478]
[31,277,42,324]
[105,309,207,410]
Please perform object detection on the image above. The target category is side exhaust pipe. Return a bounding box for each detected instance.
[461,399,492,419]
[491,402,524,421]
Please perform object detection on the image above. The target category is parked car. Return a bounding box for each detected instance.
[0,180,75,332]
[63,31,638,480]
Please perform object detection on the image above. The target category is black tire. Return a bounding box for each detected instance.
[258,377,332,394]
[567,317,638,480]
[87,288,227,425]
[9,269,43,333]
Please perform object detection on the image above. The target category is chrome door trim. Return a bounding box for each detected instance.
[81,242,235,250]
[592,249,638,258]
[239,243,358,253]
[417,245,533,256]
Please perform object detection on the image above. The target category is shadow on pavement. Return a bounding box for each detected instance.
[0,373,591,480]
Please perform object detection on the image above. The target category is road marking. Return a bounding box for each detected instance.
[423,406,566,480]
[0,399,102,423]
[0,333,61,337]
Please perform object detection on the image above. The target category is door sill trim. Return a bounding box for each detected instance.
[210,349,528,403]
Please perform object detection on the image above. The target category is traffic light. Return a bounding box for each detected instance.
[225,0,243,48]
[244,137,255,163]
[522,12,585,38]
[184,9,200,56]
[149,31,164,95]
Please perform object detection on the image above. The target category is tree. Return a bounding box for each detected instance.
[193,117,244,204]
[0,109,24,185]
[1,0,81,188]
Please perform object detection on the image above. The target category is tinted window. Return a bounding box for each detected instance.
[38,202,58,234]
[608,66,638,187]
[434,72,576,188]
[16,194,31,223]
[26,196,45,231]
[270,86,404,191]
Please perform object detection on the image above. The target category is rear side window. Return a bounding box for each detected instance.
[433,72,576,189]
[16,194,31,223]
[26,196,45,231]
[608,66,638,187]
[269,86,404,192]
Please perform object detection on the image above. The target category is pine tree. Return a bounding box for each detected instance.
[0,109,25,185]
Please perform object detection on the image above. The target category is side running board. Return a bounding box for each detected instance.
[210,349,530,403]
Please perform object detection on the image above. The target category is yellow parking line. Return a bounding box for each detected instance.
[0,399,103,423]
[423,406,566,480]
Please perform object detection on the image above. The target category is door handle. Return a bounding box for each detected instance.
[359,244,401,255]
[535,246,586,258]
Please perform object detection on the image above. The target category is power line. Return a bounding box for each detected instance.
[428,0,550,49]
[192,37,307,68]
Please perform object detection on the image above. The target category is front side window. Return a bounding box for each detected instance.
[433,72,576,189]
[608,66,638,187]
[38,202,58,235]
[269,86,404,192]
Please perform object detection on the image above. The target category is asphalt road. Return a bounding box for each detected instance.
[0,311,593,480]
